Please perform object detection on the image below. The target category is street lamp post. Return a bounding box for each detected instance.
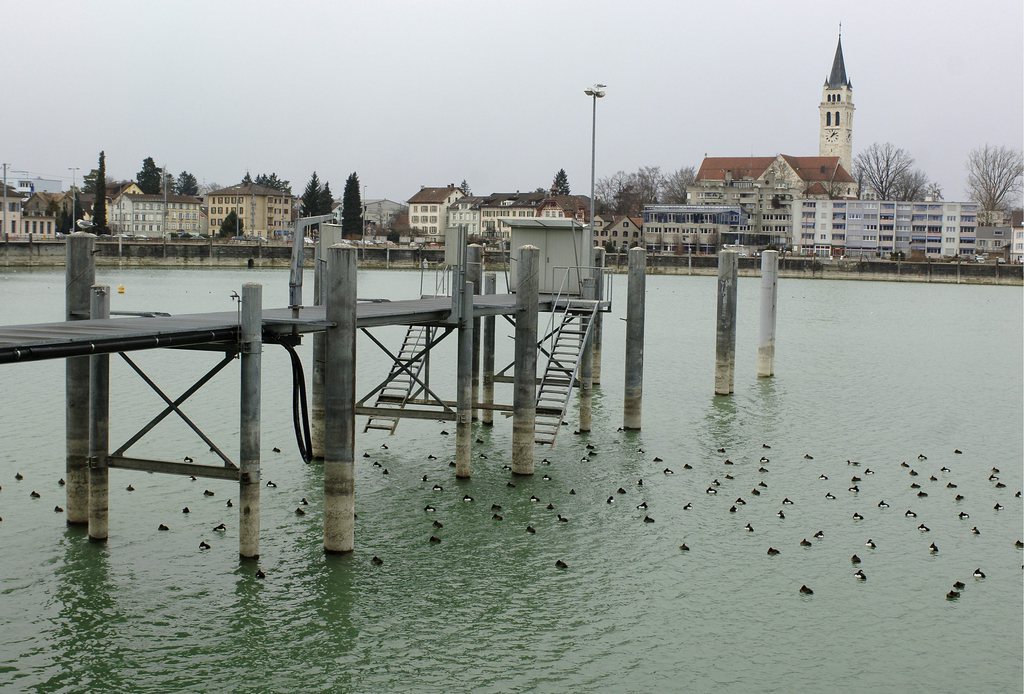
[584,84,606,245]
[68,166,80,233]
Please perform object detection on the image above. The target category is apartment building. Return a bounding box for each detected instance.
[597,215,644,250]
[642,205,747,254]
[109,192,203,236]
[205,184,295,239]
[1,184,25,236]
[407,185,465,239]
[791,199,978,259]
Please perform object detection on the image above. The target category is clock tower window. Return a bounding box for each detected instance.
[835,111,840,126]
[826,112,831,126]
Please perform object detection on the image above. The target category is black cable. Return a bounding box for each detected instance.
[281,342,313,462]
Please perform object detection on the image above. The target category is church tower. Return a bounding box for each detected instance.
[819,32,854,173]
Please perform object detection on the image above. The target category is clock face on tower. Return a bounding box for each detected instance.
[845,131,852,143]
[826,130,838,143]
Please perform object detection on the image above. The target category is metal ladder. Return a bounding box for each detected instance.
[534,301,599,446]
[364,325,431,434]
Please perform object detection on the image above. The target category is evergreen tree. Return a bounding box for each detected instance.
[254,172,291,193]
[175,171,199,196]
[319,181,335,216]
[220,210,242,237]
[459,179,472,196]
[242,171,254,186]
[301,172,323,217]
[552,169,571,195]
[135,157,162,194]
[82,168,102,195]
[93,151,108,234]
[341,172,362,238]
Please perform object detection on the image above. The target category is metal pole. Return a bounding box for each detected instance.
[65,232,95,524]
[512,245,539,475]
[481,272,496,426]
[592,246,605,384]
[467,244,483,421]
[311,244,326,458]
[589,93,597,245]
[578,277,595,432]
[87,285,110,541]
[623,247,646,429]
[324,244,357,553]
[455,280,474,478]
[757,250,779,378]
[2,163,8,238]
[239,283,262,559]
[715,250,739,395]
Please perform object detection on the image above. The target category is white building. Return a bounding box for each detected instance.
[407,185,465,239]
[792,199,978,259]
[109,192,204,237]
[12,175,62,195]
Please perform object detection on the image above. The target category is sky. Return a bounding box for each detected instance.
[4,0,1022,203]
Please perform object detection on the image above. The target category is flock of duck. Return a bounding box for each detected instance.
[2,436,1020,595]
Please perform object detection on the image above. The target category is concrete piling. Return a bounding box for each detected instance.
[715,250,739,395]
[578,277,596,433]
[592,246,605,385]
[311,247,326,459]
[455,280,475,478]
[481,273,496,426]
[512,245,539,475]
[623,247,646,430]
[757,250,779,378]
[87,285,110,542]
[466,244,482,422]
[324,245,357,553]
[65,232,95,525]
[239,283,262,559]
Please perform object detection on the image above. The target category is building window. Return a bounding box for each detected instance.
[835,111,841,126]
[826,112,831,126]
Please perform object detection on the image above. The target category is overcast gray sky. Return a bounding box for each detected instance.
[5,0,1022,203]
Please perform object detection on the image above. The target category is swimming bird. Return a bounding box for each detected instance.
[783,498,794,505]
[372,461,382,468]
[776,510,785,519]
[800,585,814,595]
[295,507,306,516]
[744,523,754,532]
[973,568,985,579]
[849,485,860,493]
[800,538,812,547]
[272,447,281,453]
[199,541,211,550]
[814,530,824,539]
[607,496,614,504]
[182,507,190,513]
[918,524,930,532]
[440,430,449,436]
[555,560,569,569]
[54,506,64,513]
[683,464,693,470]
[226,499,233,508]
[126,485,135,492]
[530,495,540,503]
[204,489,215,496]
[865,468,874,475]
[929,543,939,553]
[664,468,674,475]
[763,444,771,449]
[900,461,910,468]
[940,466,951,472]
[851,476,862,483]
[918,454,927,460]
[724,459,734,466]
[432,484,443,492]
[29,490,40,498]
[557,515,569,523]
[946,482,958,488]
[371,556,383,566]
[958,511,969,519]
[679,543,690,551]
[526,526,536,534]
[363,453,370,458]
[14,473,23,481]
[865,539,876,549]
[266,481,276,488]
[636,501,648,509]
[878,500,889,508]
[759,481,768,488]
[427,454,437,460]
[653,456,663,462]
[424,505,436,512]
[58,478,65,486]
[724,474,735,481]
[767,547,780,556]
[946,590,960,599]
[717,448,726,453]
[213,523,226,531]
[300,497,309,506]
[183,457,194,464]
[851,554,861,564]
[1016,541,1024,549]
[643,515,655,523]
[854,570,867,581]
[910,483,921,489]
[158,524,169,531]
[638,479,644,486]
[507,482,516,488]
[751,489,761,496]
[616,487,626,494]
[729,505,737,513]
[953,581,966,590]
[954,449,962,454]
[852,513,864,521]
[929,475,938,482]
[462,495,474,502]
[971,527,981,535]
[760,456,769,463]
[993,503,1003,510]
[546,503,554,510]
[955,494,965,501]
[735,497,746,505]
[804,453,814,460]
[909,469,919,477]
[433,520,444,528]
[492,514,503,521]
[847,460,860,466]
[706,487,717,495]
[542,474,551,481]
[429,536,442,543]
[758,467,769,473]
[819,474,829,480]
[683,503,693,510]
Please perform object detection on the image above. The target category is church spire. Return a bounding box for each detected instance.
[826,33,851,89]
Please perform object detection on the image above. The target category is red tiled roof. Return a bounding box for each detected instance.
[780,155,854,183]
[696,157,776,181]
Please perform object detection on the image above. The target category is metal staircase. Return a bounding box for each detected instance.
[534,301,599,445]
[363,325,432,434]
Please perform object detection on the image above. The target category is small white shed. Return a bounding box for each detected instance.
[507,219,593,295]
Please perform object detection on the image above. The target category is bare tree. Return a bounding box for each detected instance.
[892,169,930,201]
[662,166,696,204]
[595,166,666,215]
[924,182,943,201]
[853,142,914,200]
[966,144,1023,224]
[595,171,632,215]
[198,181,222,196]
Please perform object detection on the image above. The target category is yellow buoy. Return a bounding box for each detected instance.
[117,285,126,294]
